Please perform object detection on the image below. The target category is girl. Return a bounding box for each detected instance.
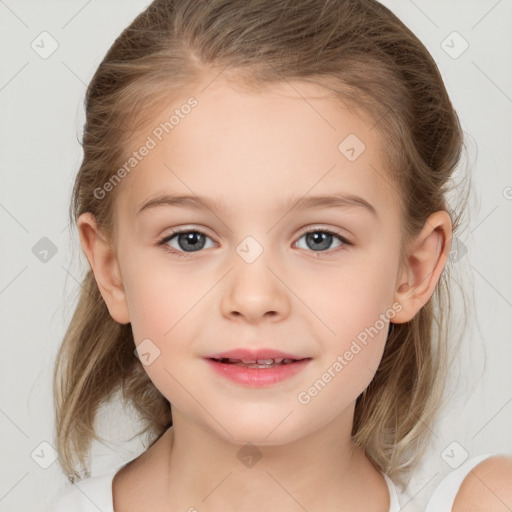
[51,0,512,511]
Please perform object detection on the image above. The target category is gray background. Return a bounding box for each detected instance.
[0,0,511,510]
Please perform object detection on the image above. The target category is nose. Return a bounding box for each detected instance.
[220,252,291,324]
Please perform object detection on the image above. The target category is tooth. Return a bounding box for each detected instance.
[273,358,284,364]
[283,358,294,364]
[256,359,274,364]
[228,358,240,363]
[241,359,256,364]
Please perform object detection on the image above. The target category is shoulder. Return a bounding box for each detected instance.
[452,455,512,512]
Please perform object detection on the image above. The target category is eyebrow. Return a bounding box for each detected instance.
[136,192,378,217]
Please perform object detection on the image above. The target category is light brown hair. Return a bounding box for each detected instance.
[53,0,470,490]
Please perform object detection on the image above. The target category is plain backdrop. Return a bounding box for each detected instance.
[0,1,511,511]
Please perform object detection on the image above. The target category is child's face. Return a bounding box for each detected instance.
[112,78,405,444]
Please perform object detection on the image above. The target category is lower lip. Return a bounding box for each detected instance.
[205,358,311,387]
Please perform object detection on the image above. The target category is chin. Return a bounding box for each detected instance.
[210,414,309,448]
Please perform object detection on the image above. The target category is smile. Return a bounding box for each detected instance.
[205,357,312,387]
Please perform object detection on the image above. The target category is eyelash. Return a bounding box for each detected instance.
[156,227,352,259]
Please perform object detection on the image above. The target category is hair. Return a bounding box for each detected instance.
[53,0,471,490]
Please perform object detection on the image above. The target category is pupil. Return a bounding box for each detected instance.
[179,232,205,252]
[307,232,331,251]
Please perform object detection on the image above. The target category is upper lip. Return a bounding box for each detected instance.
[206,349,309,361]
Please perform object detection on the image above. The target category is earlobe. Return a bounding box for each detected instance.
[391,211,453,324]
[77,212,131,324]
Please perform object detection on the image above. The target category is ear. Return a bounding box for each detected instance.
[77,212,131,324]
[391,211,453,324]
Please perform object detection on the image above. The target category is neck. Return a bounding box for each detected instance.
[155,403,389,511]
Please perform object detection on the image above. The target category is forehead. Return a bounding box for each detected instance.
[117,78,398,221]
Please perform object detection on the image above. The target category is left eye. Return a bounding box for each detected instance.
[295,228,351,253]
[157,227,351,258]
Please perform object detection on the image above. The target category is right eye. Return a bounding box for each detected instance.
[157,228,217,258]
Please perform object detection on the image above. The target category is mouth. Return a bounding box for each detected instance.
[205,356,312,387]
[206,348,309,362]
[208,357,308,368]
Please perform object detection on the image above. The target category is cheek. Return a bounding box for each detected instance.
[124,257,212,395]
[302,250,399,389]
[297,314,390,415]
[310,255,399,338]
[122,251,197,341]
[126,272,202,404]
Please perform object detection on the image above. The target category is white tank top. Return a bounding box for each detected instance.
[50,453,496,511]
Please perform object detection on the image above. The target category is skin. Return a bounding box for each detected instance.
[452,455,512,511]
[78,75,452,511]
